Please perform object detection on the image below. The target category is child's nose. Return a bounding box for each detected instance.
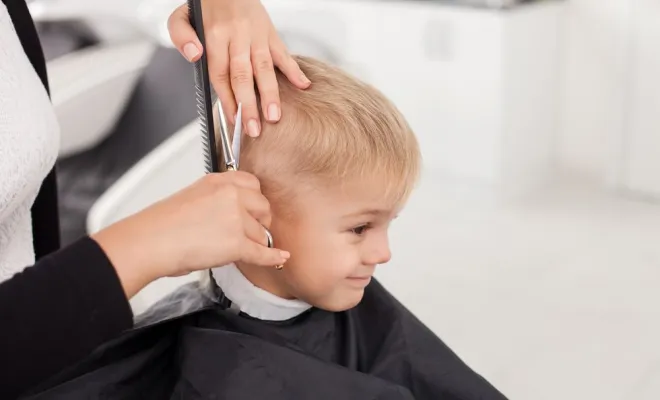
[375,246,392,265]
[363,235,392,266]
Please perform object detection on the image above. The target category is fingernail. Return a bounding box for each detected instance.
[267,103,280,122]
[183,42,199,62]
[248,119,260,137]
[300,74,311,85]
[280,251,290,259]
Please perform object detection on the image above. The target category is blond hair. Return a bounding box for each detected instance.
[226,56,420,212]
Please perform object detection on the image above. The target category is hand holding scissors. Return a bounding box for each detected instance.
[214,101,284,270]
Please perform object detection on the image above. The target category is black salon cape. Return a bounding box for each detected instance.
[21,279,507,400]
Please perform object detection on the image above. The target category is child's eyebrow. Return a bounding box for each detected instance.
[343,209,392,219]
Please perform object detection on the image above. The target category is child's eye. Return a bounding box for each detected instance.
[351,224,370,236]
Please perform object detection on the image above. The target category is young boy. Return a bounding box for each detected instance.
[210,54,420,316]
[23,57,507,400]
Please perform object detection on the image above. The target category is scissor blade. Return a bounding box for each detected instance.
[233,103,243,168]
[216,100,236,170]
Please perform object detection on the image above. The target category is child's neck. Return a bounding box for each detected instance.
[211,263,311,321]
[236,262,295,299]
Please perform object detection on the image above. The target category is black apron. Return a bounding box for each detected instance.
[22,279,507,400]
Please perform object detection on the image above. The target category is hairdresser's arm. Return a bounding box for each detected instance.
[0,237,132,400]
[0,172,288,400]
[168,0,311,137]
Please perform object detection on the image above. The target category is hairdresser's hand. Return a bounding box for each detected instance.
[168,0,311,137]
[92,172,289,299]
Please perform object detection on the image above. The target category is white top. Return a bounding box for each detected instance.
[212,264,312,321]
[0,3,60,282]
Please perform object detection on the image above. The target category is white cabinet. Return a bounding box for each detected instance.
[261,0,565,197]
[338,1,564,197]
[617,0,660,198]
[560,0,660,198]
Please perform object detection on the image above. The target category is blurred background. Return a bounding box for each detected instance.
[28,0,660,398]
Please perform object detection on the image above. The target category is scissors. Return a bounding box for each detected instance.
[214,100,242,172]
[213,101,280,267]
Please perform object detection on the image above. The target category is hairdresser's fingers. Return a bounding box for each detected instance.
[270,35,310,89]
[207,31,237,123]
[168,4,203,63]
[241,210,285,266]
[229,33,260,137]
[240,236,289,268]
[238,188,272,228]
[224,171,261,191]
[241,240,289,268]
[250,39,280,123]
[242,210,273,245]
[203,170,260,191]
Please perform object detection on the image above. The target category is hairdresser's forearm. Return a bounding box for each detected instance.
[92,216,163,300]
[0,237,133,399]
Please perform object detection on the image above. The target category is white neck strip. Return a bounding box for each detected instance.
[211,264,312,321]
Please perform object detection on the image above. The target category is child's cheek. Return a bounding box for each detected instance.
[330,246,362,278]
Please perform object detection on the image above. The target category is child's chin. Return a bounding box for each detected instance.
[315,290,365,312]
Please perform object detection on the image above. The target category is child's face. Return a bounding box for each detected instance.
[267,178,401,311]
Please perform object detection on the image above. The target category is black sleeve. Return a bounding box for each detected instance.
[0,236,134,400]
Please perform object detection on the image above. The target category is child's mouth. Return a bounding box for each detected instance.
[346,276,372,286]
